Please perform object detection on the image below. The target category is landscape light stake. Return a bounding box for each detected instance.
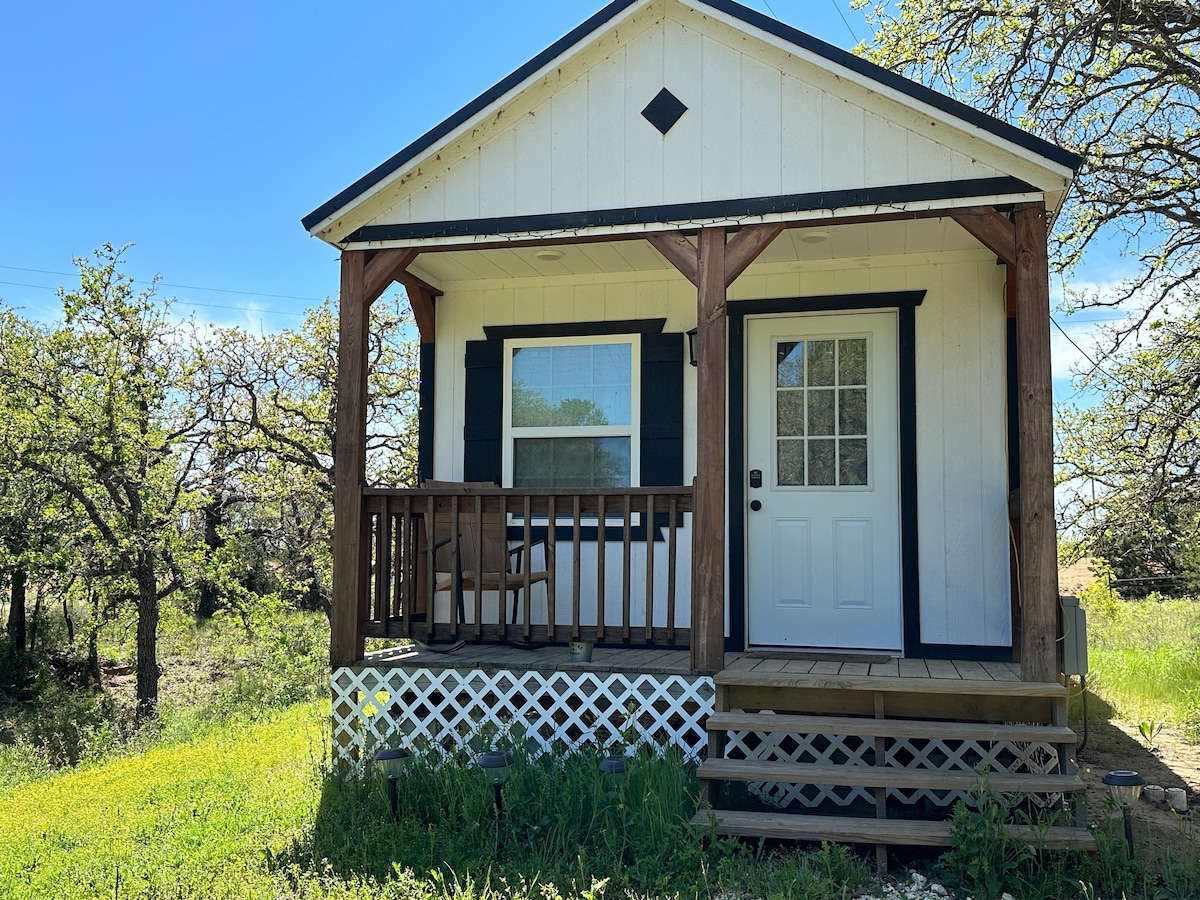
[476,750,513,820]
[374,748,412,823]
[1103,769,1145,858]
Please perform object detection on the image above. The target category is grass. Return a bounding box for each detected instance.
[0,701,875,900]
[1079,580,1200,733]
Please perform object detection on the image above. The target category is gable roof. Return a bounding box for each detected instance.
[303,0,1081,237]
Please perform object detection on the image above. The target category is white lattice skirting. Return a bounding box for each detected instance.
[725,728,1061,808]
[332,666,714,769]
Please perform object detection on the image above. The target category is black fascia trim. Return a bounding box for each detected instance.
[905,642,1015,662]
[301,0,641,232]
[484,318,666,341]
[696,0,1081,173]
[342,178,1038,243]
[727,291,925,653]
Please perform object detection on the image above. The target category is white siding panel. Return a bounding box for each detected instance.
[740,55,783,198]
[821,94,865,191]
[407,178,445,223]
[907,132,956,185]
[661,18,703,205]
[443,148,481,220]
[479,128,517,218]
[587,48,628,209]
[513,104,554,215]
[781,75,823,194]
[700,36,743,201]
[624,24,666,205]
[551,78,590,212]
[864,113,909,187]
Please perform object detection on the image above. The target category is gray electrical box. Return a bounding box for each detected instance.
[1059,594,1089,676]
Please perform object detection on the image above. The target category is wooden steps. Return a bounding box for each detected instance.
[695,665,1088,856]
[690,808,1097,851]
[698,757,1084,794]
[706,712,1077,746]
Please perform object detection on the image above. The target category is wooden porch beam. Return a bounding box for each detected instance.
[647,233,700,287]
[724,223,785,286]
[692,227,728,673]
[396,273,438,342]
[364,248,420,305]
[950,207,1017,266]
[1013,204,1058,683]
[331,250,371,665]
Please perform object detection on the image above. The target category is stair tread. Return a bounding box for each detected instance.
[698,758,1083,792]
[714,670,1068,697]
[706,712,1076,744]
[690,808,1097,850]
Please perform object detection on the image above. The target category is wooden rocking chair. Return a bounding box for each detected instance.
[422,480,550,642]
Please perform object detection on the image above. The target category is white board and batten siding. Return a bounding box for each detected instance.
[352,2,1064,242]
[433,247,1013,649]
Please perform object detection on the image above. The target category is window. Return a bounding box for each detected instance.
[775,336,870,487]
[503,336,640,488]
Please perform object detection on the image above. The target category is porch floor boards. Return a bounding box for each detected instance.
[360,644,1026,684]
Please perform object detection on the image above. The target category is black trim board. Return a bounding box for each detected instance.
[302,0,1080,234]
[726,291,1012,661]
[484,318,665,340]
[344,177,1037,243]
[418,342,435,483]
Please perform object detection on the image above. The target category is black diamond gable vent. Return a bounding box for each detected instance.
[641,88,688,135]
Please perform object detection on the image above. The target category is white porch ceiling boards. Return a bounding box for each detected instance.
[406,218,986,286]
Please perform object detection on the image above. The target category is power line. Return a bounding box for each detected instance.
[0,279,307,318]
[0,264,324,303]
[829,0,861,44]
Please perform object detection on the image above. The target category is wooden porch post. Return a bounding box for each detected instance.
[331,250,370,665]
[1013,204,1059,683]
[693,228,728,672]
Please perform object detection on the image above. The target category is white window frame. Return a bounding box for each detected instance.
[501,333,642,490]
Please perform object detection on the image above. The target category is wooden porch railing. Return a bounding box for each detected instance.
[361,486,693,647]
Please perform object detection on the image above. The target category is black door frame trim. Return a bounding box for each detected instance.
[727,291,1013,662]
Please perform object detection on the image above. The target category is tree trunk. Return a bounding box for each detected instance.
[134,558,160,722]
[196,493,225,620]
[6,568,26,652]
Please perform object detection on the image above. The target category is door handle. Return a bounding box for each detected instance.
[749,500,763,512]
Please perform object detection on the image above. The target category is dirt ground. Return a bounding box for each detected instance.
[1075,692,1200,865]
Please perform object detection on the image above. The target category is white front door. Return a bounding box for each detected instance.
[745,312,903,650]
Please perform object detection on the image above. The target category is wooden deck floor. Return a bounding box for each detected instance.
[361,643,1025,683]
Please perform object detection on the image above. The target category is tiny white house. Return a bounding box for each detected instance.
[307,0,1089,849]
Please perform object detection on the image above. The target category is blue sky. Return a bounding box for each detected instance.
[0,0,1117,398]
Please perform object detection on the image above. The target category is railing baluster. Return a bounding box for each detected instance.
[572,494,582,640]
[546,494,557,643]
[449,495,460,639]
[423,494,436,642]
[596,494,606,643]
[473,494,484,640]
[400,495,412,639]
[522,494,533,640]
[667,493,678,646]
[645,493,655,642]
[622,494,632,641]
[375,497,391,626]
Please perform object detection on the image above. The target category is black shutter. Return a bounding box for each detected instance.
[640,332,684,486]
[417,341,435,483]
[463,339,503,484]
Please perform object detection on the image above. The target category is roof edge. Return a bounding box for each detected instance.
[302,0,1082,237]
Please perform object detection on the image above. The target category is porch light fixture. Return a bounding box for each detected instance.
[599,753,627,789]
[1103,769,1145,856]
[477,749,514,819]
[535,248,565,262]
[687,328,698,366]
[799,230,831,244]
[375,747,412,822]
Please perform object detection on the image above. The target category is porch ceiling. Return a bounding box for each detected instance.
[406,217,985,287]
